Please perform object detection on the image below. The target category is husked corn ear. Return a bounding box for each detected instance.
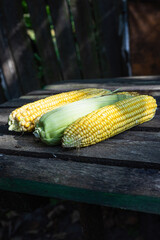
[8,88,110,132]
[62,95,157,148]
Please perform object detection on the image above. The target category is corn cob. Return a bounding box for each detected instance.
[34,93,132,145]
[8,88,111,132]
[117,91,139,96]
[62,95,157,148]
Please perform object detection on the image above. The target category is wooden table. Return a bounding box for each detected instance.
[1,77,160,239]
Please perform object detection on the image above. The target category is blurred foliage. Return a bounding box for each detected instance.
[21,0,62,82]
[21,0,83,81]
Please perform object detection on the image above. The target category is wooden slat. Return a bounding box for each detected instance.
[0,9,22,99]
[0,153,159,197]
[44,77,160,89]
[44,82,160,98]
[26,0,61,84]
[1,90,160,108]
[48,0,81,80]
[0,95,48,108]
[50,75,160,83]
[26,77,160,94]
[1,154,160,214]
[27,89,71,95]
[92,0,123,77]
[0,129,160,168]
[45,83,160,92]
[69,0,100,78]
[0,0,40,94]
[0,108,11,123]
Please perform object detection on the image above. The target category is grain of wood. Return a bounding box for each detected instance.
[0,130,160,168]
[0,153,160,199]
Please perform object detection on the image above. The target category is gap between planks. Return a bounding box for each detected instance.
[1,131,160,169]
[1,153,160,200]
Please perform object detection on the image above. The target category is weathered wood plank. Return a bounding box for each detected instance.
[44,82,160,94]
[0,130,160,168]
[0,95,48,108]
[1,93,160,108]
[27,89,71,96]
[92,0,123,77]
[26,88,160,97]
[48,0,81,80]
[0,8,22,99]
[70,0,100,78]
[23,77,160,95]
[0,0,40,94]
[45,76,160,85]
[0,108,11,123]
[1,154,160,214]
[1,153,160,197]
[26,0,61,84]
[1,88,160,108]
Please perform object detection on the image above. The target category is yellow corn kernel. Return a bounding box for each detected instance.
[62,95,157,148]
[8,88,111,132]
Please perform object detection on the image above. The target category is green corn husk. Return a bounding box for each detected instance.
[33,94,133,145]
